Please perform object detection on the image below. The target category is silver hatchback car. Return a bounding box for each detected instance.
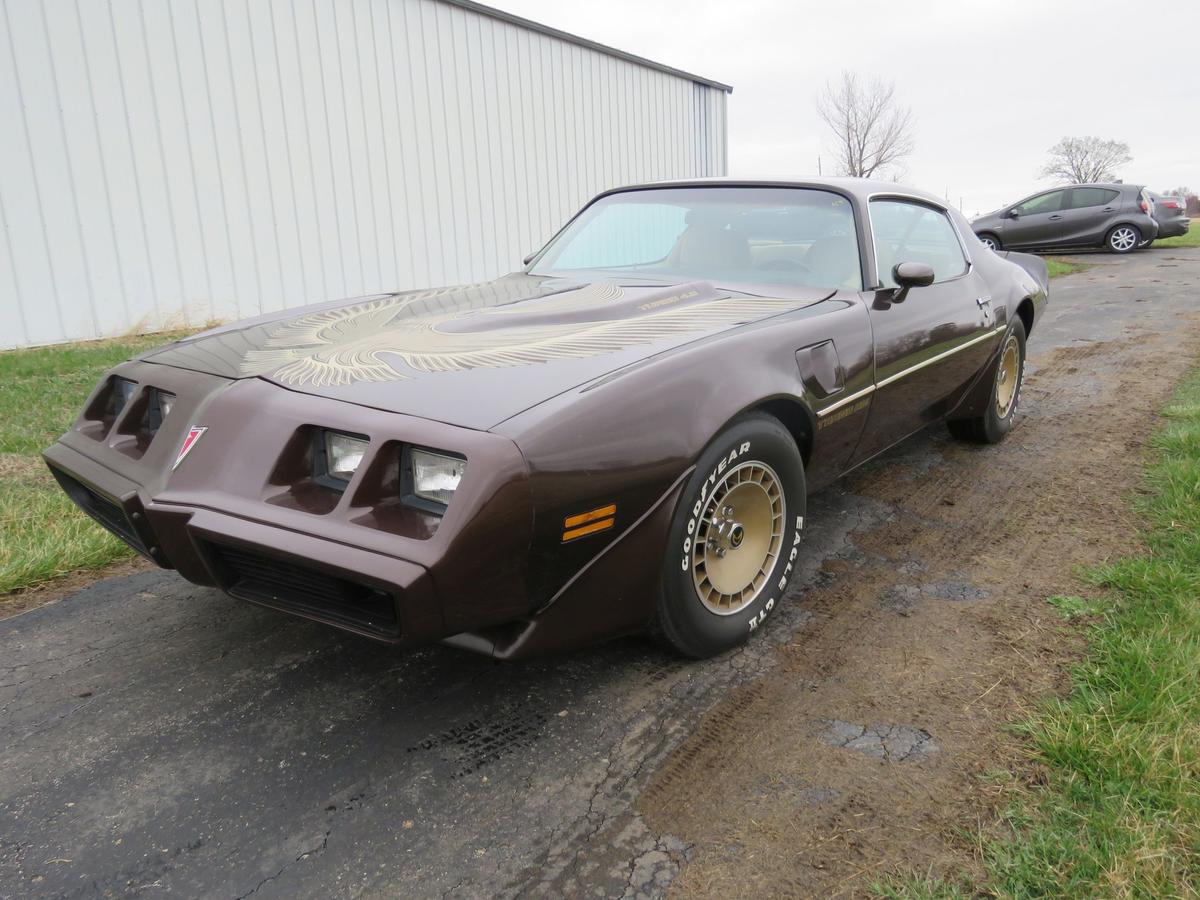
[972,183,1158,254]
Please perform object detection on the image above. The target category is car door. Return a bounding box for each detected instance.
[1001,189,1069,248]
[1063,187,1121,244]
[852,198,999,463]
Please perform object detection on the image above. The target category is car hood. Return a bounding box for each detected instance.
[142,274,833,430]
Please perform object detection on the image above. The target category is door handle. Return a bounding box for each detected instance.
[976,296,994,326]
[1048,214,1063,220]
[1102,207,1114,211]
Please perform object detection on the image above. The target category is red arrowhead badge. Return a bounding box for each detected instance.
[173,426,208,470]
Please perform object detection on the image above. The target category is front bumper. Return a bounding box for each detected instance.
[44,361,535,645]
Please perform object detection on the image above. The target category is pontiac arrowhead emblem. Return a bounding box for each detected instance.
[173,426,208,470]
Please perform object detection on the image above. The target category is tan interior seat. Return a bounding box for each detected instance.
[803,235,859,289]
[670,224,751,272]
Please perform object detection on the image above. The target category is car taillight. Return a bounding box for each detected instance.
[1139,200,1149,213]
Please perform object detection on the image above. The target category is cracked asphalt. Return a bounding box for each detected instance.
[2,248,1198,899]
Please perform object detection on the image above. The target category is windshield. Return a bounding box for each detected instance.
[529,187,862,292]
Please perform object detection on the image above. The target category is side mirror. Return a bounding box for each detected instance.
[892,261,935,288]
[887,262,935,304]
[1003,208,1019,219]
[522,251,537,266]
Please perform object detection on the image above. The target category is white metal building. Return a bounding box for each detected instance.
[0,0,730,350]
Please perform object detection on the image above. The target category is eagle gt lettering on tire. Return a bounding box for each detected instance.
[657,413,807,658]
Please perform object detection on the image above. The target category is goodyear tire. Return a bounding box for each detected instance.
[947,317,1027,444]
[656,413,806,658]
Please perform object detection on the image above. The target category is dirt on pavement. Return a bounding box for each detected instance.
[638,309,1200,895]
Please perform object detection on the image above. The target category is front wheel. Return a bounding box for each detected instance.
[978,233,1001,252]
[947,318,1027,444]
[656,413,806,658]
[1106,224,1140,253]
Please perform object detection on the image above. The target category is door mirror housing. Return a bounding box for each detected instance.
[886,262,935,304]
[1003,208,1019,219]
[892,261,936,289]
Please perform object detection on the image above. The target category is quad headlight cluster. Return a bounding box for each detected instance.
[108,377,174,436]
[316,429,466,512]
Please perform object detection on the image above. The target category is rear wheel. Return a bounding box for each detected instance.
[656,413,806,658]
[978,233,1001,252]
[1106,224,1140,253]
[947,318,1026,444]
[1140,238,1155,249]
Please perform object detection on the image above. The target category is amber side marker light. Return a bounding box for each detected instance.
[562,504,616,542]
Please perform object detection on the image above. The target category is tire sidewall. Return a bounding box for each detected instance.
[979,233,1001,252]
[659,415,806,657]
[983,318,1027,441]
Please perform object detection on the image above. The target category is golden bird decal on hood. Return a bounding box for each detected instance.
[236,280,799,388]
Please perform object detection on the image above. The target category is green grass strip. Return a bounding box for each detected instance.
[0,330,194,593]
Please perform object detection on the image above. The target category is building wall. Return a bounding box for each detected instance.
[0,0,729,349]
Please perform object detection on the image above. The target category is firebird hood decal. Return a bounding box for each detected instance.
[143,275,832,429]
[238,283,806,388]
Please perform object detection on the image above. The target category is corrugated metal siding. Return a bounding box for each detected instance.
[0,0,728,349]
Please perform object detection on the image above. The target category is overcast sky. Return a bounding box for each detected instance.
[492,0,1199,216]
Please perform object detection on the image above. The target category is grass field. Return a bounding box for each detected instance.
[1046,257,1084,278]
[0,331,191,594]
[879,369,1200,897]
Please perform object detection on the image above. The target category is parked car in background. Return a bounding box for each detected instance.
[43,178,1048,660]
[1144,191,1191,246]
[972,183,1158,254]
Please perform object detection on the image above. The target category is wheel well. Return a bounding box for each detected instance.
[751,398,814,465]
[1016,297,1035,337]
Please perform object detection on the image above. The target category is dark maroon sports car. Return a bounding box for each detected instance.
[45,179,1048,659]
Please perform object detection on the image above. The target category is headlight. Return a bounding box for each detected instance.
[322,431,369,483]
[111,377,137,418]
[410,448,466,507]
[148,389,175,433]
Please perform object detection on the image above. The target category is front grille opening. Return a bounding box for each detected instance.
[209,543,399,636]
[48,465,150,557]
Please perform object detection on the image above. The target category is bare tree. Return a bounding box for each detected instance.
[1039,137,1132,183]
[816,72,914,179]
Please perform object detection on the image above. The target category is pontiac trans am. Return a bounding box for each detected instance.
[45,179,1048,659]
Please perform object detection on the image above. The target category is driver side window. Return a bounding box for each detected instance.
[1013,190,1065,216]
[870,199,968,289]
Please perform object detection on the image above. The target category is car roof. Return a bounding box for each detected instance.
[598,176,951,209]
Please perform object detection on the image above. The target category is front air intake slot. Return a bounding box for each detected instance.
[208,543,400,637]
[47,465,151,557]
